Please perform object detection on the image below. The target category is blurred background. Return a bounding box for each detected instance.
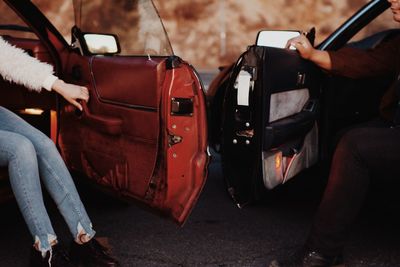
[155,0,397,68]
[1,0,398,69]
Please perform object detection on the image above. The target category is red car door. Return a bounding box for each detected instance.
[6,0,209,225]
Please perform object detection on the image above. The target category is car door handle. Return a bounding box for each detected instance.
[296,72,306,87]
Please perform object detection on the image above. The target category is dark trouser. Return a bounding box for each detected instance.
[306,120,400,256]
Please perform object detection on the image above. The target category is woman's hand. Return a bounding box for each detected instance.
[286,33,332,71]
[51,79,89,111]
[286,34,316,60]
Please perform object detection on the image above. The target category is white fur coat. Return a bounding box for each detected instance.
[0,37,57,92]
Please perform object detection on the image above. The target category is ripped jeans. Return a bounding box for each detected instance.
[0,106,95,253]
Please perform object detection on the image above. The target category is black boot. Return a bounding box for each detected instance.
[269,248,344,267]
[70,238,120,267]
[302,251,344,267]
[30,245,75,267]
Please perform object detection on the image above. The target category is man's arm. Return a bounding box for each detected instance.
[287,34,399,79]
[287,34,332,70]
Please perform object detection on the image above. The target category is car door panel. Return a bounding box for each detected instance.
[257,47,320,190]
[59,52,208,224]
[90,56,165,109]
[60,52,161,196]
[222,46,320,205]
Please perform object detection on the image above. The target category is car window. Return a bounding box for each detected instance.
[349,7,399,43]
[0,1,37,39]
[75,0,173,56]
[31,0,75,43]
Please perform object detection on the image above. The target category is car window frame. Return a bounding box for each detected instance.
[319,0,390,51]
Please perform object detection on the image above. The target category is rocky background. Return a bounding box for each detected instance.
[154,0,397,68]
[1,0,397,68]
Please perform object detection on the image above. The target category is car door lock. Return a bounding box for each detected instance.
[171,97,194,116]
[168,134,183,147]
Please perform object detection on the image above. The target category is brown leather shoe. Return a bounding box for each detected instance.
[30,245,75,267]
[70,238,120,267]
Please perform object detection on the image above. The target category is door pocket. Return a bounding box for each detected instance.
[263,109,316,150]
[269,88,310,122]
[80,104,122,136]
[262,123,318,189]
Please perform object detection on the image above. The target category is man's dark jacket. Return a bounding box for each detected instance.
[327,36,400,120]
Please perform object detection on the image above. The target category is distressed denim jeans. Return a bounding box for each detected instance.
[0,106,95,252]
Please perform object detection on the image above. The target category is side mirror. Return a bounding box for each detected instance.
[256,30,300,48]
[83,33,120,54]
[71,26,121,55]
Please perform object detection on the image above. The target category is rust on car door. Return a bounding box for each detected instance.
[59,54,209,225]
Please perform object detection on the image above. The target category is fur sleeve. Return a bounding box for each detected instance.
[0,37,55,92]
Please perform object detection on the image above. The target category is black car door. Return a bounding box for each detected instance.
[222,46,321,206]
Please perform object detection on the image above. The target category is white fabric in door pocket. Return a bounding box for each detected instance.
[269,88,310,122]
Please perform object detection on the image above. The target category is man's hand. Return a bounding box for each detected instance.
[286,33,332,71]
[51,79,89,111]
[286,34,316,60]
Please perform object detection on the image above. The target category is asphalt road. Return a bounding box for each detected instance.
[1,151,400,267]
[1,71,400,266]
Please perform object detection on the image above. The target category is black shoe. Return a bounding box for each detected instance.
[269,249,344,267]
[302,250,344,267]
[70,238,120,267]
[30,245,75,267]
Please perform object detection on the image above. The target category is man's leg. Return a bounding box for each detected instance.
[306,126,400,256]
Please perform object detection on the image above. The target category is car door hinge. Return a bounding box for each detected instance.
[168,134,183,147]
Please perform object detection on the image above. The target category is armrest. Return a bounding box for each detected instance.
[263,110,316,150]
[81,103,122,136]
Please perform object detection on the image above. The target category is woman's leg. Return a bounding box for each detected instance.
[0,129,57,253]
[0,107,95,242]
[306,125,400,256]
